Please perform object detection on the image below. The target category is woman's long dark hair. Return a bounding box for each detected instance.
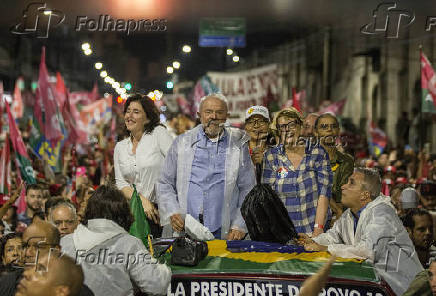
[84,185,134,231]
[123,94,164,135]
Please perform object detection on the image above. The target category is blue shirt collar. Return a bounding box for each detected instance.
[198,125,227,142]
[352,204,367,233]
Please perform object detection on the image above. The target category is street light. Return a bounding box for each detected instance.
[172,61,180,69]
[182,45,191,53]
[226,49,233,55]
[100,70,108,78]
[233,55,240,62]
[81,43,90,51]
[166,81,174,89]
[166,66,174,74]
[154,90,163,100]
[112,82,120,89]
[43,10,52,15]
[84,48,92,56]
[95,62,103,70]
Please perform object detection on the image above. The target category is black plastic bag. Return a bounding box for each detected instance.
[241,165,298,244]
[171,237,208,266]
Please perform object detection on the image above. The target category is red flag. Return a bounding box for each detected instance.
[11,77,24,119]
[55,72,67,108]
[319,99,347,115]
[0,136,11,203]
[57,72,79,144]
[6,99,36,184]
[291,88,303,112]
[420,51,436,113]
[36,47,63,145]
[0,81,3,134]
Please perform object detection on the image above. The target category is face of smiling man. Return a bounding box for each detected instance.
[197,96,229,138]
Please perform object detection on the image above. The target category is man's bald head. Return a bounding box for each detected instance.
[17,250,84,296]
[50,251,84,296]
[23,220,61,245]
[22,220,60,264]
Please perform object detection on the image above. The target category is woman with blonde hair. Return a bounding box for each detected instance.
[262,108,332,237]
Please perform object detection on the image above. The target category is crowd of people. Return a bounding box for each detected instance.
[0,92,436,295]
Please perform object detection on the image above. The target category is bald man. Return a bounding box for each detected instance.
[16,250,84,296]
[0,221,94,296]
[22,221,61,265]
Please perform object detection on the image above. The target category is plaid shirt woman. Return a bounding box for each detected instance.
[262,108,332,236]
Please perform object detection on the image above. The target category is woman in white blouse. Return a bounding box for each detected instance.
[114,94,173,236]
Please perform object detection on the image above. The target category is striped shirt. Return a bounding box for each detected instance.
[262,144,332,234]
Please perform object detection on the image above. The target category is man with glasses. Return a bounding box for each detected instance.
[315,113,354,221]
[0,221,93,295]
[48,201,79,237]
[244,106,271,169]
[158,94,255,240]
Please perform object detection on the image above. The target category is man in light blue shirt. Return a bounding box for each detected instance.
[157,94,255,240]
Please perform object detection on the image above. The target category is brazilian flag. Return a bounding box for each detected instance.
[129,185,151,247]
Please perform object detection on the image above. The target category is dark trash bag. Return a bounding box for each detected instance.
[171,237,208,266]
[242,165,298,244]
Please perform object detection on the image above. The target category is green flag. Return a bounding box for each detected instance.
[129,185,151,247]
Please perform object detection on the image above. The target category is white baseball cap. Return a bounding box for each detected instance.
[245,106,270,121]
[400,187,419,209]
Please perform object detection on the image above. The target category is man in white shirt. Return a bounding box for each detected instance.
[300,167,423,295]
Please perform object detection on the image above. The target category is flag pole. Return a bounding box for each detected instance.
[419,45,424,151]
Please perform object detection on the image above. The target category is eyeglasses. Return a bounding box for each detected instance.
[246,119,269,126]
[318,123,339,130]
[52,220,76,227]
[277,121,300,131]
[22,238,58,251]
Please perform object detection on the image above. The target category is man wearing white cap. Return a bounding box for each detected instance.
[244,106,271,169]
